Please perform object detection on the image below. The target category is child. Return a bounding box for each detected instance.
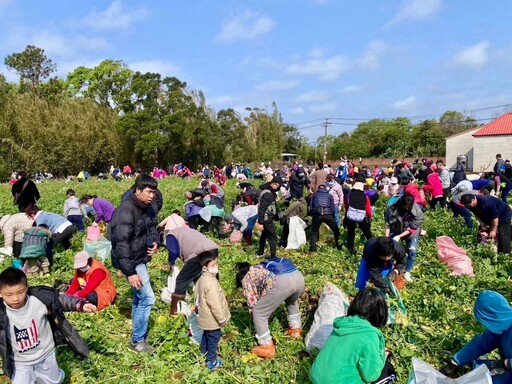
[0,268,94,383]
[63,189,85,232]
[195,251,230,370]
[312,288,396,384]
[19,225,52,275]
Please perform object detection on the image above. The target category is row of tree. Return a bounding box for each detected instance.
[0,45,483,179]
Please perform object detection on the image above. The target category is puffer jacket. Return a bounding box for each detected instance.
[0,286,89,378]
[20,227,51,259]
[110,192,159,276]
[310,186,334,215]
[0,213,34,248]
[196,271,231,330]
[258,185,278,222]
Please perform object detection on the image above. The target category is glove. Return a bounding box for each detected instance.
[388,270,398,282]
[392,236,401,243]
[440,361,459,378]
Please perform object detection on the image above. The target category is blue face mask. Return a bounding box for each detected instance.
[326,181,334,187]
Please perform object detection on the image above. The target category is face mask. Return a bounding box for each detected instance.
[208,267,219,275]
[326,181,334,187]
[79,266,90,273]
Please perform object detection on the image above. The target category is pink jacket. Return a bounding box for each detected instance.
[422,172,443,198]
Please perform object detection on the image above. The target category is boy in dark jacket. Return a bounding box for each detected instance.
[309,184,341,252]
[110,175,159,353]
[257,176,283,258]
[0,268,94,383]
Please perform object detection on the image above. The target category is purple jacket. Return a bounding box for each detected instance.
[93,198,116,223]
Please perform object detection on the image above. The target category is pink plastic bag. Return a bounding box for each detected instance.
[87,226,101,242]
[230,229,243,243]
[436,236,474,277]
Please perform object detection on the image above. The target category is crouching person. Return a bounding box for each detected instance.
[0,268,94,384]
[235,258,305,359]
[65,251,117,311]
[312,288,396,384]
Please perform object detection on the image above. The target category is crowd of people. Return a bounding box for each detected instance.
[0,154,511,383]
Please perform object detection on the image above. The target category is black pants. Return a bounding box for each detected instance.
[86,291,98,306]
[208,217,225,238]
[280,223,290,247]
[188,215,206,230]
[174,250,219,295]
[345,218,373,252]
[309,214,339,251]
[67,215,85,232]
[441,187,450,208]
[498,219,511,254]
[429,197,443,210]
[258,220,278,257]
[369,360,396,384]
[51,225,75,250]
[13,241,22,259]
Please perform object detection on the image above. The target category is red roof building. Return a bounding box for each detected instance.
[473,112,512,137]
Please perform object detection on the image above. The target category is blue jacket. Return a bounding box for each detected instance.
[310,186,334,215]
[260,258,297,275]
[35,212,71,233]
[454,291,512,384]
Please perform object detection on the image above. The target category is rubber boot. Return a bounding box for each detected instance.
[251,341,276,359]
[170,293,186,315]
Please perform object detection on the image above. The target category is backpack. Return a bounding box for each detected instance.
[346,195,366,223]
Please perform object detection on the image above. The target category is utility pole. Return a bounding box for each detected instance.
[322,118,331,163]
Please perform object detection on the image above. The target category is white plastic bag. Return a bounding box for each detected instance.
[304,282,350,351]
[160,266,180,304]
[408,357,492,384]
[83,235,112,261]
[199,207,212,222]
[286,216,308,250]
[178,301,203,345]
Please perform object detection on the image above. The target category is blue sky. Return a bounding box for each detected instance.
[1,0,511,142]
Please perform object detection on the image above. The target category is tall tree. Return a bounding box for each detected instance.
[4,45,56,91]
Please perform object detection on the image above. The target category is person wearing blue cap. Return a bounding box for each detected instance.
[440,290,512,382]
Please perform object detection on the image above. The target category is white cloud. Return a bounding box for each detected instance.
[294,91,329,103]
[75,35,109,51]
[215,10,275,43]
[28,30,109,58]
[451,41,489,70]
[291,107,304,115]
[341,85,362,94]
[129,60,181,77]
[286,54,350,81]
[387,0,442,26]
[75,0,149,30]
[57,58,104,78]
[357,41,387,69]
[254,80,299,91]
[393,96,417,110]
[309,102,337,113]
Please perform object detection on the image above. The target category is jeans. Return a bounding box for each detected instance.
[449,201,474,229]
[130,263,155,343]
[355,258,393,291]
[244,215,258,237]
[200,329,221,364]
[392,232,420,272]
[333,206,341,227]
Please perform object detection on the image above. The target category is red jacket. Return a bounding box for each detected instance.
[422,173,443,198]
[404,183,427,206]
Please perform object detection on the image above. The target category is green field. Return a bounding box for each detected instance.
[0,177,510,383]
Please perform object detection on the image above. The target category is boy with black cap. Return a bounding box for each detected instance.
[257,176,283,258]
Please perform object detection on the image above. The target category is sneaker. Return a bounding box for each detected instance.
[404,272,413,283]
[206,358,222,370]
[128,340,155,354]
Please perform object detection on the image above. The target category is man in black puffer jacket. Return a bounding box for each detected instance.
[309,184,341,252]
[110,174,159,354]
[257,176,283,258]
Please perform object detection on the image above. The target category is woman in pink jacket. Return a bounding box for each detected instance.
[421,169,444,209]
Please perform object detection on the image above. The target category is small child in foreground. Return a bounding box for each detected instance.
[195,251,230,370]
[0,268,95,383]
